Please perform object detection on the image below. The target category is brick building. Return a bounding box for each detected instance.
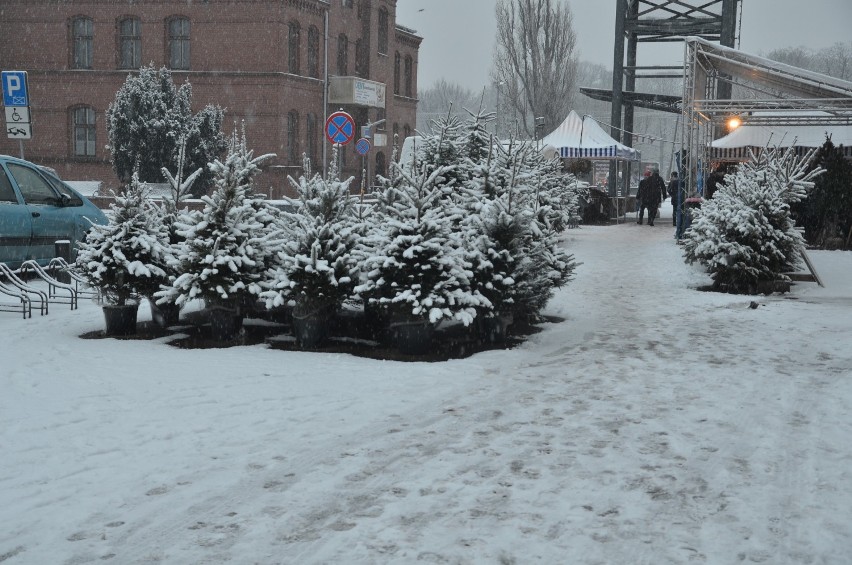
[0,0,421,198]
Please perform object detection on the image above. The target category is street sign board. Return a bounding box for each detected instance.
[5,106,30,124]
[325,111,355,145]
[355,138,371,156]
[7,123,32,139]
[2,71,30,107]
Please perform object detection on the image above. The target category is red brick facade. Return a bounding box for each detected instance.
[0,0,421,198]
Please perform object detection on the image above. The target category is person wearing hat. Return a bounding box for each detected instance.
[636,168,667,226]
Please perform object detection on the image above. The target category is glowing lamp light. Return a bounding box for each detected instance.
[727,116,742,131]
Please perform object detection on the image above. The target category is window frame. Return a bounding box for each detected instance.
[378,7,389,55]
[118,17,142,70]
[287,110,300,165]
[394,52,401,95]
[167,16,191,70]
[71,106,97,159]
[337,34,348,76]
[288,21,301,75]
[404,55,413,98]
[6,163,61,206]
[71,16,94,70]
[307,25,320,78]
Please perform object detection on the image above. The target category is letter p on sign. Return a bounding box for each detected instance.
[2,71,30,107]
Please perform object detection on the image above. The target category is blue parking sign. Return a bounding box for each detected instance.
[2,71,30,107]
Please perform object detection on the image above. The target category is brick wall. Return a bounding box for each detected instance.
[0,0,421,198]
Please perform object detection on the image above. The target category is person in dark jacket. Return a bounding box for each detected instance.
[636,168,667,226]
[667,171,680,226]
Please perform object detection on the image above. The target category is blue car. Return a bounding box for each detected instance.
[0,155,108,269]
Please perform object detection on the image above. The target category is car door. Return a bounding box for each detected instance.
[0,165,32,268]
[5,162,75,263]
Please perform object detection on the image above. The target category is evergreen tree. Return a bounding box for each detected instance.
[262,150,359,314]
[683,146,823,293]
[160,129,280,310]
[356,159,487,326]
[794,136,852,247]
[75,174,170,305]
[106,66,226,194]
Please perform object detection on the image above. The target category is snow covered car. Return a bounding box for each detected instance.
[0,155,108,269]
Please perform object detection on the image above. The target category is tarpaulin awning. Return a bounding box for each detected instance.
[541,110,640,161]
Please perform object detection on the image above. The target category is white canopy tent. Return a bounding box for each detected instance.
[711,112,852,160]
[541,110,640,161]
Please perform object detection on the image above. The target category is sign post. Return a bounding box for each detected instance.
[2,71,32,158]
[324,110,355,178]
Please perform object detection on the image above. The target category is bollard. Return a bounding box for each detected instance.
[54,240,72,284]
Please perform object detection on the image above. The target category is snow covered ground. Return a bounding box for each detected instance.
[2,203,851,564]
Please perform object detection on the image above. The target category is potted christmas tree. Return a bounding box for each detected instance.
[357,153,487,355]
[159,127,280,340]
[76,174,170,336]
[262,151,358,348]
[148,138,203,328]
[683,146,823,294]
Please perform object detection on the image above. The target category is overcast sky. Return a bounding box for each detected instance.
[396,0,852,91]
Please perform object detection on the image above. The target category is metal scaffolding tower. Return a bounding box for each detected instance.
[609,0,740,196]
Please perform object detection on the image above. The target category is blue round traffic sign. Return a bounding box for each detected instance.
[355,137,371,156]
[325,111,356,145]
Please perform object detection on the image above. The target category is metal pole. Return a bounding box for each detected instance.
[322,8,329,178]
[19,139,24,160]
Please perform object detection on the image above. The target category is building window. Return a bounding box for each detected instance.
[404,55,413,97]
[287,110,300,165]
[288,21,301,74]
[403,124,411,140]
[394,52,401,95]
[378,8,388,55]
[337,34,348,76]
[118,17,141,69]
[342,0,353,7]
[306,113,318,164]
[376,152,386,179]
[72,17,93,69]
[72,106,96,157]
[355,38,365,78]
[168,17,190,70]
[393,122,399,146]
[307,26,320,78]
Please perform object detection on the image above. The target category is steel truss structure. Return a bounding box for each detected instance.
[607,0,740,197]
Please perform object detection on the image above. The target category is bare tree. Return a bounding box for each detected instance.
[492,0,578,138]
[416,79,480,131]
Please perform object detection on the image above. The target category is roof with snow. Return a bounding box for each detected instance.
[711,111,852,160]
[540,111,640,161]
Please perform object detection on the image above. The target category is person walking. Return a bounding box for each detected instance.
[636,168,667,226]
[667,171,680,226]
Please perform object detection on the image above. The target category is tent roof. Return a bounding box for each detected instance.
[540,111,640,161]
[710,111,852,160]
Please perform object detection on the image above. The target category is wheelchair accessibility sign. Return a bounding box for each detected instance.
[2,71,30,107]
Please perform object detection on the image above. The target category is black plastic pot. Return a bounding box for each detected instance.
[291,302,332,348]
[477,312,513,345]
[208,305,243,341]
[389,318,435,355]
[102,303,140,336]
[149,299,181,328]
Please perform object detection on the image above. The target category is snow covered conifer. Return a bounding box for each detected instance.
[75,173,170,305]
[683,146,823,293]
[262,149,359,317]
[106,65,226,194]
[356,157,487,327]
[160,127,279,312]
